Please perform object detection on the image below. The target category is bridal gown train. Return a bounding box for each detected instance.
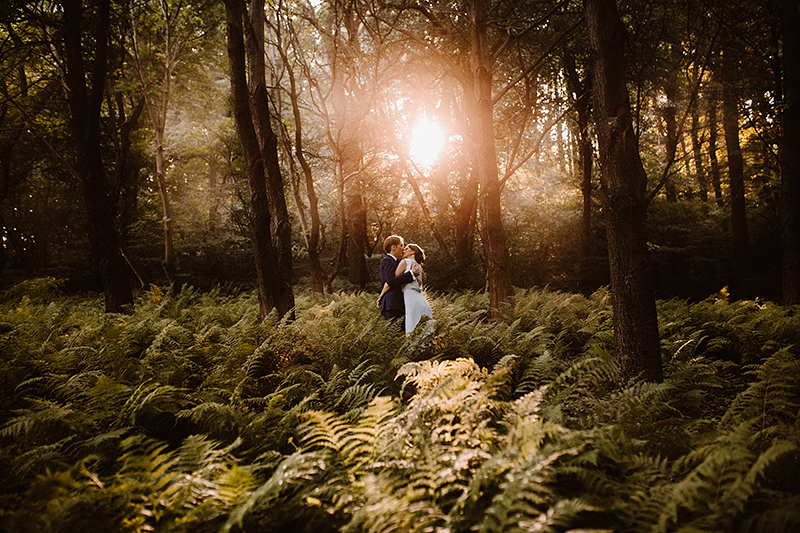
[402,259,433,336]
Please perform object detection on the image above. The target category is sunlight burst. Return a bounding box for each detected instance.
[409,119,446,169]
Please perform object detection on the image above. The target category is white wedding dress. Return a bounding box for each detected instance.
[402,258,433,337]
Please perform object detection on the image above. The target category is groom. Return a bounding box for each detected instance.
[378,235,416,331]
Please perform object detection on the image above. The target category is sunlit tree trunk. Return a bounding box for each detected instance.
[721,54,751,300]
[454,172,479,267]
[778,0,800,305]
[584,0,662,384]
[326,155,348,293]
[346,179,369,288]
[281,47,325,293]
[403,167,453,262]
[707,94,725,207]
[129,0,180,289]
[224,0,294,321]
[469,0,511,317]
[690,83,708,203]
[661,39,684,202]
[62,0,134,313]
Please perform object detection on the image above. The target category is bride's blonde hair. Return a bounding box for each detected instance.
[407,243,425,264]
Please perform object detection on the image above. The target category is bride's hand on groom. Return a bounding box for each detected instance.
[411,263,426,283]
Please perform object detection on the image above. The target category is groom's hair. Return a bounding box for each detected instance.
[384,235,403,253]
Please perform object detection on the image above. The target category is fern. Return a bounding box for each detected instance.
[652,431,800,533]
[4,283,800,533]
[301,395,399,473]
[721,347,800,438]
[113,380,188,428]
[176,402,247,439]
[221,451,329,533]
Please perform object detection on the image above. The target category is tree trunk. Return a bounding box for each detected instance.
[778,0,800,305]
[0,140,19,272]
[346,188,368,288]
[154,127,177,286]
[325,157,348,293]
[662,98,679,203]
[62,0,133,313]
[224,0,294,321]
[108,90,149,289]
[403,167,452,261]
[690,91,708,203]
[707,94,725,207]
[454,171,479,267]
[563,47,594,287]
[584,0,662,384]
[278,34,326,293]
[246,0,293,284]
[721,64,751,300]
[129,0,178,289]
[469,0,511,317]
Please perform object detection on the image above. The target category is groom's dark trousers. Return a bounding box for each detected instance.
[379,254,414,332]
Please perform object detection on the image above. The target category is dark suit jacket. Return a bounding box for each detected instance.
[379,254,414,318]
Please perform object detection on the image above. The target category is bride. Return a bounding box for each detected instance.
[378,243,433,336]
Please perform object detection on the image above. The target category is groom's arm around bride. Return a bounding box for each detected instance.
[377,235,414,326]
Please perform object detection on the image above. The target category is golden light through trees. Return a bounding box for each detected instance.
[409,118,446,170]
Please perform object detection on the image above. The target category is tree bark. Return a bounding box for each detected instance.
[721,59,751,300]
[707,94,725,207]
[346,188,368,288]
[224,0,294,321]
[62,0,134,313]
[454,171,479,267]
[129,0,179,289]
[778,0,800,305]
[563,47,594,286]
[469,0,512,317]
[584,0,662,383]
[282,48,325,293]
[690,87,708,203]
[403,166,452,262]
[246,0,293,284]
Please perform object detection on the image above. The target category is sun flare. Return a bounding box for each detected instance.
[409,119,446,169]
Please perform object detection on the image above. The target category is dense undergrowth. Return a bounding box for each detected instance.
[1,278,799,532]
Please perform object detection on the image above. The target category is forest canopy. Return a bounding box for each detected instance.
[0,0,793,307]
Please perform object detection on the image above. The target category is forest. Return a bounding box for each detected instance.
[1,0,800,531]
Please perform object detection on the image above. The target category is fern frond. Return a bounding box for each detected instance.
[117,435,180,492]
[10,435,76,478]
[113,380,185,428]
[738,494,800,533]
[87,374,131,417]
[474,448,584,533]
[1,397,76,438]
[516,351,561,396]
[721,347,800,437]
[177,402,245,438]
[334,382,381,420]
[343,471,449,533]
[221,451,327,533]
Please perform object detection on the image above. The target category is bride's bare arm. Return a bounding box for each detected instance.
[394,258,407,276]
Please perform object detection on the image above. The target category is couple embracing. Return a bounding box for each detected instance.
[377,235,433,336]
